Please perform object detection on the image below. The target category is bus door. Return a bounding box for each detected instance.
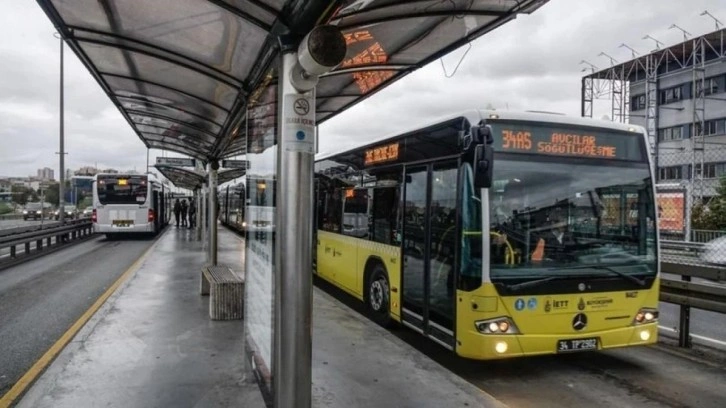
[152,191,160,232]
[402,161,458,349]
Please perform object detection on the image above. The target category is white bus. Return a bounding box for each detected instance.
[92,173,169,238]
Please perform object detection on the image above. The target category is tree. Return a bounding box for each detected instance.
[43,183,60,208]
[10,185,33,206]
[692,176,726,231]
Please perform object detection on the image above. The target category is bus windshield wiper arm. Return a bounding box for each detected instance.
[507,276,565,292]
[558,264,647,287]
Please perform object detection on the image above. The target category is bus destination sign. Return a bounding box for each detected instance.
[489,122,643,161]
[364,142,399,166]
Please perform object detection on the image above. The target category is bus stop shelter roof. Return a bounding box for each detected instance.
[155,164,246,190]
[154,165,205,190]
[37,0,548,160]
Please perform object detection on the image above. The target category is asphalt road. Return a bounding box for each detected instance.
[0,219,45,231]
[316,277,726,408]
[0,234,157,396]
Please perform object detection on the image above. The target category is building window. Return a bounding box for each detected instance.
[694,119,724,137]
[660,86,683,104]
[631,94,646,111]
[659,166,682,181]
[695,77,719,97]
[658,126,683,142]
[694,163,719,179]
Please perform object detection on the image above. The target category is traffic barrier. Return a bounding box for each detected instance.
[0,220,94,270]
[660,259,726,348]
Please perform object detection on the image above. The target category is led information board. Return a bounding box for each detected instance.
[364,142,399,166]
[489,122,645,161]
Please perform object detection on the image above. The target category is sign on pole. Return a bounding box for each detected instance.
[221,159,249,169]
[156,157,196,167]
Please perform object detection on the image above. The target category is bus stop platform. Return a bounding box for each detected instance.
[15,225,505,408]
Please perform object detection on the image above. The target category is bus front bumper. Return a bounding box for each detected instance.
[456,323,658,360]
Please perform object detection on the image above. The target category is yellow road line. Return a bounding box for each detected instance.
[0,235,162,408]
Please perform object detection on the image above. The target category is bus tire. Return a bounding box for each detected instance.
[366,264,392,327]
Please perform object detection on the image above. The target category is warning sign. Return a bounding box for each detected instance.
[283,94,315,153]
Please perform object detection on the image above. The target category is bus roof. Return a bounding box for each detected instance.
[316,109,646,162]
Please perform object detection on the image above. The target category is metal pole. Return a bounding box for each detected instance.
[196,188,202,240]
[274,51,315,408]
[146,149,150,174]
[679,274,692,348]
[208,161,218,265]
[58,34,65,225]
[201,184,207,250]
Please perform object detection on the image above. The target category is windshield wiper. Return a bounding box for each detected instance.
[558,264,647,287]
[506,275,572,292]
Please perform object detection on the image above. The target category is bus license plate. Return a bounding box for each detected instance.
[112,220,134,227]
[557,338,598,353]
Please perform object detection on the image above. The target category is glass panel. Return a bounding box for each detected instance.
[371,187,400,245]
[243,67,278,399]
[487,157,657,291]
[403,166,428,317]
[118,97,223,131]
[343,188,369,238]
[82,43,237,110]
[107,76,229,125]
[428,162,457,331]
[130,115,217,144]
[55,0,267,78]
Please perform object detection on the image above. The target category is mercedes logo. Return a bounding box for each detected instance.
[572,313,588,331]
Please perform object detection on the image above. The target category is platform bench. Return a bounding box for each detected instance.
[200,265,244,320]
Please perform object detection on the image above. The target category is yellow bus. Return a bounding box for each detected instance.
[314,110,659,359]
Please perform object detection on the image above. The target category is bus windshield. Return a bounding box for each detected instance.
[482,156,657,289]
[96,175,148,205]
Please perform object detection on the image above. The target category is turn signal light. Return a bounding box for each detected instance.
[148,209,155,222]
[633,308,658,325]
[475,317,519,334]
[91,209,97,223]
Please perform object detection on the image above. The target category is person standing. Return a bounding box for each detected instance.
[173,198,181,227]
[181,199,188,227]
[188,199,196,229]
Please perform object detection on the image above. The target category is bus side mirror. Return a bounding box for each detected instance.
[474,144,494,189]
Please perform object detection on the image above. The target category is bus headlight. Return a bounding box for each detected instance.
[633,308,658,325]
[475,317,519,334]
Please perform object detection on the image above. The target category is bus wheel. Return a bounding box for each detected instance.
[367,265,392,327]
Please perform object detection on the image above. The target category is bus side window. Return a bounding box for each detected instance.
[371,187,400,245]
[321,187,343,233]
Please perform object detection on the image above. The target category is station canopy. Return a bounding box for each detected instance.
[38,0,548,161]
[155,165,246,190]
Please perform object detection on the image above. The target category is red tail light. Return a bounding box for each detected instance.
[148,208,155,222]
[91,209,97,223]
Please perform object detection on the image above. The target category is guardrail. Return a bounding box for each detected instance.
[0,220,94,270]
[660,259,726,348]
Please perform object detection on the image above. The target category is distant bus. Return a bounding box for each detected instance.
[314,110,659,360]
[92,173,170,238]
[219,182,246,230]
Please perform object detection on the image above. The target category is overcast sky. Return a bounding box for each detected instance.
[1,0,725,179]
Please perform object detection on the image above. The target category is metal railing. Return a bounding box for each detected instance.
[660,251,726,347]
[691,229,726,243]
[0,219,94,270]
